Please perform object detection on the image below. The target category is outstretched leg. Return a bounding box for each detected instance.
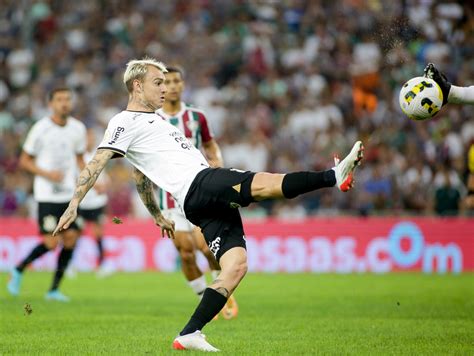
[250,141,364,200]
[173,141,364,351]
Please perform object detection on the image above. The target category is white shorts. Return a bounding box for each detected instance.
[162,208,195,232]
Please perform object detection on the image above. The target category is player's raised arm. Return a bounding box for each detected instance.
[53,149,114,236]
[132,168,175,238]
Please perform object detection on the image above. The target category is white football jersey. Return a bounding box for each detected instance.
[98,110,209,208]
[23,116,87,203]
[156,102,214,210]
[79,150,108,210]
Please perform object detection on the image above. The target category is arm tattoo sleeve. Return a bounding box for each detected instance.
[71,149,114,206]
[133,168,162,218]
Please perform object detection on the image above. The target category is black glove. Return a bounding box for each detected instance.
[423,63,451,105]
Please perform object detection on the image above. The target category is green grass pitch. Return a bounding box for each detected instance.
[1,272,473,355]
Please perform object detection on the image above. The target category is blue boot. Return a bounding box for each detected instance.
[45,290,70,302]
[7,268,22,296]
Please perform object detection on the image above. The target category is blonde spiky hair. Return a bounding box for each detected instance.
[123,57,167,93]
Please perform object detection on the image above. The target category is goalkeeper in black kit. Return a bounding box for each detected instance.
[424,63,474,106]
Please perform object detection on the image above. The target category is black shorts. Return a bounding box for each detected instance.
[78,206,105,223]
[38,202,82,235]
[184,168,256,261]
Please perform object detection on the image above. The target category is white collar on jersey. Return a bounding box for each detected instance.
[48,116,72,127]
[156,101,187,119]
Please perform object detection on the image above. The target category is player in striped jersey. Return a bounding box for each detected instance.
[156,66,238,319]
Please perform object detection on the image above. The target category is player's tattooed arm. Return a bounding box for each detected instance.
[74,149,114,202]
[133,168,175,238]
[53,149,114,236]
[133,168,160,216]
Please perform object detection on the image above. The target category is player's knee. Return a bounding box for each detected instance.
[204,250,218,264]
[62,230,79,249]
[44,237,59,250]
[199,244,213,258]
[237,261,248,280]
[235,263,248,284]
[229,260,248,281]
[63,239,76,249]
[251,172,284,200]
[93,226,103,237]
[179,249,196,266]
[62,236,76,249]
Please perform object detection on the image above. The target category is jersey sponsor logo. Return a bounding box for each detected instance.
[209,236,221,257]
[230,202,241,209]
[169,131,192,150]
[108,127,125,145]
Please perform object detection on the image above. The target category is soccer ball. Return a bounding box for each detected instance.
[399,76,443,121]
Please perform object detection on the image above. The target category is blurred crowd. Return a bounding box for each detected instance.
[0,0,473,219]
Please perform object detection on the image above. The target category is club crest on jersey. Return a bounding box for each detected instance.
[108,127,125,145]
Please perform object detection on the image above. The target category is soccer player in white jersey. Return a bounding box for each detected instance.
[78,128,110,276]
[53,57,364,351]
[7,87,86,302]
[156,66,238,319]
[424,63,474,105]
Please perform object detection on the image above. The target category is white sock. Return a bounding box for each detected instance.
[211,270,220,280]
[449,85,474,105]
[188,275,207,296]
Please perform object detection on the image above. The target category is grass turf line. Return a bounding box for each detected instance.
[1,273,473,355]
